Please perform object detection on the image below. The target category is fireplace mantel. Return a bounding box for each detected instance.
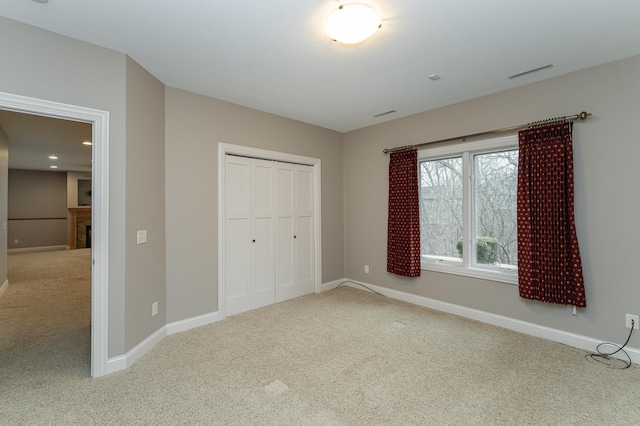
[69,207,91,249]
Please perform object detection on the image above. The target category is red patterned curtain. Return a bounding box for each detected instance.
[387,149,421,277]
[517,123,585,307]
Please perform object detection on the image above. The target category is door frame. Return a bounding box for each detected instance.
[218,143,322,318]
[0,91,110,377]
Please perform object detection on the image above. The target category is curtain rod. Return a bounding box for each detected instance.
[382,111,592,154]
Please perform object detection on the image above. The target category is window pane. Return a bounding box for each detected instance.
[473,150,518,268]
[420,157,463,261]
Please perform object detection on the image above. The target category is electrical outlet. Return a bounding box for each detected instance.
[625,314,639,329]
[152,301,158,317]
[137,230,147,245]
[13,239,18,244]
[364,265,369,273]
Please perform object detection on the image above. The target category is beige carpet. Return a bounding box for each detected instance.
[2,250,640,425]
[1,249,91,378]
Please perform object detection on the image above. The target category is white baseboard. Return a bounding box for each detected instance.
[106,311,224,375]
[106,326,167,374]
[103,280,351,375]
[8,245,69,254]
[0,279,8,299]
[166,311,223,335]
[105,275,640,375]
[320,279,344,292]
[333,278,640,365]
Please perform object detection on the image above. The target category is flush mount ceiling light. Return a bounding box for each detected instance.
[326,3,381,44]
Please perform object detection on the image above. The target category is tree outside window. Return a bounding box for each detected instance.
[419,142,518,279]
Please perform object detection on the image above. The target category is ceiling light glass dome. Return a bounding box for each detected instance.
[326,3,381,44]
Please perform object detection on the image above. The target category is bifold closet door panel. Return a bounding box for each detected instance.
[225,156,252,316]
[276,164,315,302]
[276,166,295,297]
[293,166,315,299]
[251,160,276,309]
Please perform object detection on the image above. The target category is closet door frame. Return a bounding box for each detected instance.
[218,143,322,319]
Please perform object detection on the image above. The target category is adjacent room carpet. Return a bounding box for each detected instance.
[2,249,640,425]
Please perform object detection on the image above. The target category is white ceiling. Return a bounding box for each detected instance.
[1,0,640,169]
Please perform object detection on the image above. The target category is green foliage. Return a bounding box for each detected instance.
[456,237,499,264]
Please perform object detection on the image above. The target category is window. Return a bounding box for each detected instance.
[419,135,518,284]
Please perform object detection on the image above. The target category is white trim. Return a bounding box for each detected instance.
[418,135,519,285]
[339,279,640,364]
[0,279,8,298]
[105,310,224,374]
[0,91,110,377]
[418,134,518,158]
[166,310,223,335]
[217,143,323,321]
[320,278,344,292]
[421,261,518,285]
[105,353,127,373]
[8,245,68,254]
[106,326,166,374]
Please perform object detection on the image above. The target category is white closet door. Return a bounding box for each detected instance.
[275,165,295,299]
[293,165,315,298]
[276,163,314,302]
[225,156,252,316]
[226,154,314,315]
[251,159,276,309]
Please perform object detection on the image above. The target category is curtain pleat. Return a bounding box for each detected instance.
[387,149,421,277]
[517,123,586,307]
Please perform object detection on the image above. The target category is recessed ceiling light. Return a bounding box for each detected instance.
[32,0,49,3]
[50,165,58,169]
[326,3,381,44]
[428,74,442,81]
[82,141,92,146]
[48,155,58,160]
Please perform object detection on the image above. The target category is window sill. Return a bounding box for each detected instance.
[421,262,518,285]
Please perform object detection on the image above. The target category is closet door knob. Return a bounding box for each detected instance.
[293,235,297,239]
[252,239,256,243]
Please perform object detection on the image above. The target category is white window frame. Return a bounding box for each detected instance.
[419,134,518,285]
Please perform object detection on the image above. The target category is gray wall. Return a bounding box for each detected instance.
[0,16,343,359]
[165,88,344,322]
[0,19,170,356]
[3,14,637,364]
[7,169,68,249]
[125,56,167,350]
[0,126,7,284]
[343,55,640,347]
[1,16,127,357]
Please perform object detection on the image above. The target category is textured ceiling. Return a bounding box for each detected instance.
[0,0,640,171]
[1,0,640,135]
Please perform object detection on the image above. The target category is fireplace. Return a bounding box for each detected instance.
[68,207,91,249]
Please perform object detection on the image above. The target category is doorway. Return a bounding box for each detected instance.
[0,91,109,377]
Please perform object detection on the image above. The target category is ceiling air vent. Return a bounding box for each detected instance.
[373,110,397,118]
[508,64,553,80]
